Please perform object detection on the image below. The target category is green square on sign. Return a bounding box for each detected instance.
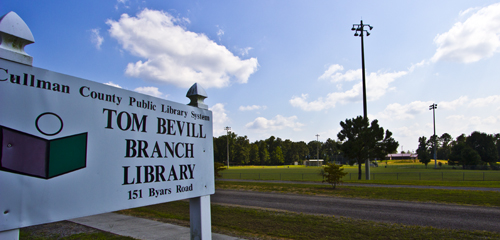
[48,133,88,178]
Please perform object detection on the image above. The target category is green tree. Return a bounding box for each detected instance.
[233,136,250,165]
[449,141,466,167]
[213,136,227,163]
[249,143,259,165]
[225,132,237,165]
[265,136,277,158]
[258,141,270,165]
[337,116,399,180]
[294,141,309,163]
[308,140,323,160]
[438,133,452,160]
[281,139,293,164]
[427,134,439,161]
[461,146,483,168]
[322,138,340,163]
[449,141,483,169]
[321,162,348,189]
[494,134,500,169]
[271,146,285,165]
[466,131,498,167]
[416,136,431,168]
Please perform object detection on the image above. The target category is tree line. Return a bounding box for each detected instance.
[416,131,500,169]
[213,133,344,166]
[213,116,399,171]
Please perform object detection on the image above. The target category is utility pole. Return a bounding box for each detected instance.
[352,20,373,180]
[429,103,438,169]
[316,134,320,166]
[225,126,231,168]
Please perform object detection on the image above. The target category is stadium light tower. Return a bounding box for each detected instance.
[429,103,438,169]
[352,20,373,180]
[225,126,231,168]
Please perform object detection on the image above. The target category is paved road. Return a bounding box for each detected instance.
[219,179,500,192]
[212,189,500,233]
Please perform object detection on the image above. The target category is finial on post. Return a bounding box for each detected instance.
[186,83,208,109]
[0,11,35,66]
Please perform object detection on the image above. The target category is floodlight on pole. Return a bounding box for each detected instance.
[225,126,231,168]
[429,103,438,169]
[352,20,373,180]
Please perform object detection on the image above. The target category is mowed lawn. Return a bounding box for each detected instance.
[115,162,500,240]
[219,162,500,187]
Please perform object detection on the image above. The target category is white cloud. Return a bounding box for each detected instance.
[445,114,500,134]
[377,95,500,121]
[407,60,429,72]
[210,103,230,136]
[376,101,432,120]
[459,7,480,17]
[239,105,267,111]
[107,9,259,88]
[395,124,425,138]
[291,65,407,111]
[366,70,407,100]
[483,116,498,124]
[115,0,129,10]
[289,94,332,111]
[375,96,471,120]
[468,95,500,108]
[134,86,164,98]
[104,82,122,88]
[438,96,468,110]
[431,3,500,63]
[245,115,304,131]
[90,28,104,49]
[216,25,224,42]
[318,64,360,82]
[239,47,253,56]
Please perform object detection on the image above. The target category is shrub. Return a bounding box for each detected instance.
[214,162,227,179]
[320,162,348,189]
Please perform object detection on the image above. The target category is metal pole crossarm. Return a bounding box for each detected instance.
[429,103,437,110]
[351,20,373,37]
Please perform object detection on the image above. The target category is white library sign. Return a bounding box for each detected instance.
[0,12,214,238]
[0,58,215,231]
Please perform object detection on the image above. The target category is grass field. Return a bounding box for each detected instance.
[120,198,500,240]
[216,181,500,207]
[220,162,500,184]
[119,164,500,239]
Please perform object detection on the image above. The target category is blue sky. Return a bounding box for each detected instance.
[4,0,500,152]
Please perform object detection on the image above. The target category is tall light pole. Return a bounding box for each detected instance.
[352,20,373,180]
[429,103,438,169]
[316,134,320,166]
[225,126,231,168]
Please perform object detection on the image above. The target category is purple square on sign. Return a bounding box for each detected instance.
[1,126,48,178]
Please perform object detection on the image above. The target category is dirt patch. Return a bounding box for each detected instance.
[21,221,100,239]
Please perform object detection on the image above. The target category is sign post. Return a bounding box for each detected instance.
[0,11,214,240]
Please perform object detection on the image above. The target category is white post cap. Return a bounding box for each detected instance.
[0,11,35,66]
[186,83,208,109]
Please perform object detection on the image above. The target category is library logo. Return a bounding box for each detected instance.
[0,112,88,179]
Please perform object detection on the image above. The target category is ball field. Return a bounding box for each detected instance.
[218,160,500,183]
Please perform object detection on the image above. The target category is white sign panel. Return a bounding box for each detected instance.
[0,59,214,231]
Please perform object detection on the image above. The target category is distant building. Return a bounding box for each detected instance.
[304,159,324,166]
[385,153,418,160]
